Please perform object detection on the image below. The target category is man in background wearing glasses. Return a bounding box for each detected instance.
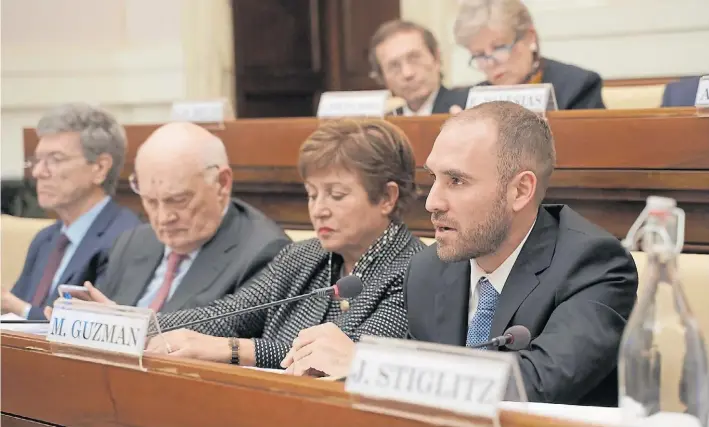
[369,20,469,116]
[3,103,142,320]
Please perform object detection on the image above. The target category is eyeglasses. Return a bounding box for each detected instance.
[381,51,429,77]
[129,164,220,195]
[468,35,522,70]
[24,154,86,173]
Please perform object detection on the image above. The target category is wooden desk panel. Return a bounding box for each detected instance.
[1,332,599,427]
[23,108,709,252]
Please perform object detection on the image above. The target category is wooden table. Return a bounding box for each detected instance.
[23,108,709,252]
[1,331,602,427]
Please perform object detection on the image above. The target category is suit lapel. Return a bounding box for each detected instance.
[434,260,471,346]
[57,200,121,285]
[116,247,164,306]
[431,85,449,114]
[489,208,557,338]
[161,204,242,312]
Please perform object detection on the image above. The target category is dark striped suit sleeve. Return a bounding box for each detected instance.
[155,248,290,338]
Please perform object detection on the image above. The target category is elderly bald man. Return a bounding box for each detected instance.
[89,122,291,313]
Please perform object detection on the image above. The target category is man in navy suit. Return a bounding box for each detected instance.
[661,76,703,107]
[2,103,141,320]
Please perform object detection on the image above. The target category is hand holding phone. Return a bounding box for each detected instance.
[57,284,92,301]
[56,282,116,305]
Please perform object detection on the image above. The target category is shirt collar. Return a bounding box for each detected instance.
[470,219,536,294]
[164,246,201,262]
[402,86,440,116]
[61,196,111,244]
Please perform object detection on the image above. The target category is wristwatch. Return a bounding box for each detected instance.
[228,337,240,365]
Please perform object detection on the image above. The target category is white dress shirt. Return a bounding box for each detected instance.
[468,221,536,323]
[401,87,440,116]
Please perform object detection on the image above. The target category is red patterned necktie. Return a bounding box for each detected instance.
[148,252,187,312]
[32,233,71,306]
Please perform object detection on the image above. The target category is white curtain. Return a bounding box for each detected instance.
[180,0,236,115]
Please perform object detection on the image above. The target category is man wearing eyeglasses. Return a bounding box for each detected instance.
[3,103,142,320]
[454,0,605,110]
[369,20,468,116]
[74,122,291,314]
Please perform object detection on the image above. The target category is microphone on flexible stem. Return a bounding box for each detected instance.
[469,325,532,351]
[157,275,364,334]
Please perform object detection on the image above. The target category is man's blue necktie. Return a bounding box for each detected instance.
[466,277,499,348]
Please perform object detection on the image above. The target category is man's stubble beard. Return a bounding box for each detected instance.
[436,191,511,263]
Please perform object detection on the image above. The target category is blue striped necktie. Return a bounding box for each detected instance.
[466,277,499,348]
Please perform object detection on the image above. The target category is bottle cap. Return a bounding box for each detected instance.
[646,196,676,210]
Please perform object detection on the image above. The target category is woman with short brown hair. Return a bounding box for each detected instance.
[141,118,425,368]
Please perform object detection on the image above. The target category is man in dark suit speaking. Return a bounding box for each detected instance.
[71,122,290,313]
[282,102,638,407]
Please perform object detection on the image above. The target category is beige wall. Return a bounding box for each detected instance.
[0,0,235,178]
[400,0,709,88]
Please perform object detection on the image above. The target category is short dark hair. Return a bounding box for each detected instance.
[368,20,440,84]
[298,119,417,221]
[445,101,556,203]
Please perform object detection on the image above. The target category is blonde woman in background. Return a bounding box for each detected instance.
[454,0,605,110]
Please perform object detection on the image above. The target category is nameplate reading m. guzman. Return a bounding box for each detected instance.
[345,337,521,420]
[466,83,558,113]
[47,300,151,357]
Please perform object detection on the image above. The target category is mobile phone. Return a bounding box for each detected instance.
[57,284,90,299]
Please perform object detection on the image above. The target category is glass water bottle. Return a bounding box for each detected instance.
[618,196,709,427]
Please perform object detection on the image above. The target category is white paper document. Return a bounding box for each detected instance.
[0,313,50,335]
[500,401,622,426]
[242,366,285,374]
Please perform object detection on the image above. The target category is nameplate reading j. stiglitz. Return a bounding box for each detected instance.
[47,299,154,358]
[317,90,390,118]
[465,83,558,113]
[345,336,526,422]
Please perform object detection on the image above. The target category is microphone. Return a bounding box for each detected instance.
[469,325,531,351]
[157,275,364,334]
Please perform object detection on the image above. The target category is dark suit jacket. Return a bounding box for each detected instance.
[661,76,702,107]
[11,199,141,320]
[404,204,638,406]
[474,57,605,110]
[96,198,290,313]
[393,85,469,116]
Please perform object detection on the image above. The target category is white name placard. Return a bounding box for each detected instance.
[694,75,709,108]
[47,300,152,358]
[466,83,558,113]
[317,90,390,118]
[345,336,526,421]
[171,99,234,123]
